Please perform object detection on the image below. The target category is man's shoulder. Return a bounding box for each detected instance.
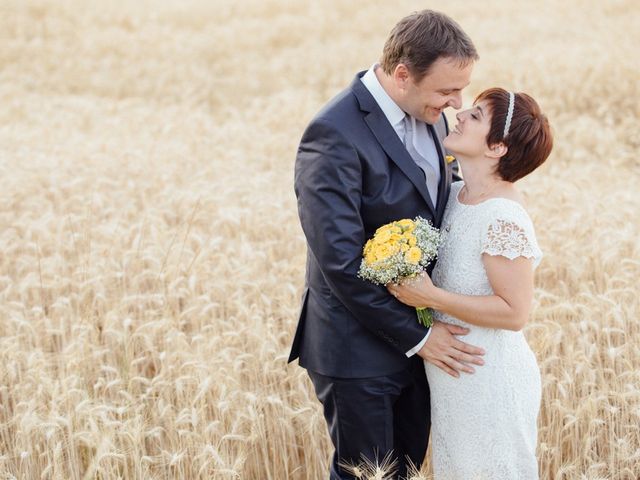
[312,84,361,127]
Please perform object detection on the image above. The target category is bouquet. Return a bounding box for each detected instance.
[358,217,441,327]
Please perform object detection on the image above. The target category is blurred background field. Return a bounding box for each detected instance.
[0,0,638,478]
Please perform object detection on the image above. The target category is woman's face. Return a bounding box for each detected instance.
[443,100,493,157]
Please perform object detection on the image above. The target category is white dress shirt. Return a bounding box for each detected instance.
[360,64,436,357]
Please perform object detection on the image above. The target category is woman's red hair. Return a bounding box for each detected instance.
[475,88,553,182]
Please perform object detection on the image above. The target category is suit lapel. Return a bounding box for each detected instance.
[365,110,438,215]
[351,74,437,217]
[428,123,452,226]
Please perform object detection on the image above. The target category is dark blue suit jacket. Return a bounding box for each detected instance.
[289,71,459,378]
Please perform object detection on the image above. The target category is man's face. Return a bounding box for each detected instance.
[397,57,474,124]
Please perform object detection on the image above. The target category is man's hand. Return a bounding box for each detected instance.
[418,321,485,378]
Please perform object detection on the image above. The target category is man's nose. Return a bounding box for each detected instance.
[448,92,463,110]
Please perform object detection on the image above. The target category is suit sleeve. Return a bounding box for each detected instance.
[294,118,429,353]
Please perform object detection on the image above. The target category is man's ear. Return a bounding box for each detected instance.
[393,64,411,90]
[486,142,508,159]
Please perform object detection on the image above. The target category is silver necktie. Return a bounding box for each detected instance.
[403,115,438,208]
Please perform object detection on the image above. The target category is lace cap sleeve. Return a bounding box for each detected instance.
[481,206,543,267]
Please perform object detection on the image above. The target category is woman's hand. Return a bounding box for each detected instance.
[387,273,439,308]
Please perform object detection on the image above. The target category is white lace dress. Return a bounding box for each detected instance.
[426,181,542,480]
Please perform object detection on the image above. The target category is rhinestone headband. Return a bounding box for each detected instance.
[503,91,515,139]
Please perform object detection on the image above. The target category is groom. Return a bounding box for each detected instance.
[289,10,485,479]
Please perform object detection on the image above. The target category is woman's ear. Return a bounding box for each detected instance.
[486,142,508,159]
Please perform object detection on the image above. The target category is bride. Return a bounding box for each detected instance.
[388,88,553,479]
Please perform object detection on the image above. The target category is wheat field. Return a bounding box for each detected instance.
[0,0,638,479]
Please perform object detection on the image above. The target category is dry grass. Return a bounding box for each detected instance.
[0,0,638,478]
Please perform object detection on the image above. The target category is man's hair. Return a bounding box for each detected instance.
[475,88,554,183]
[380,10,479,81]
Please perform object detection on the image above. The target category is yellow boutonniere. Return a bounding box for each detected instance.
[445,155,456,164]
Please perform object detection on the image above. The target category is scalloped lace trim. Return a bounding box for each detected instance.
[482,219,539,260]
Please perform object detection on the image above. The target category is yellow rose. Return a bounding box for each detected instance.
[400,243,410,252]
[405,246,422,264]
[389,242,402,255]
[404,234,417,246]
[371,246,384,258]
[445,155,456,164]
[397,219,415,232]
[389,233,403,244]
[375,224,393,235]
[375,230,392,244]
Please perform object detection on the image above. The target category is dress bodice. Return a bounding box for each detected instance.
[432,181,542,329]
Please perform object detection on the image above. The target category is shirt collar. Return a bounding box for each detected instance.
[360,63,406,128]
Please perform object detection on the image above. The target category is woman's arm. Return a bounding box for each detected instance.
[388,254,535,331]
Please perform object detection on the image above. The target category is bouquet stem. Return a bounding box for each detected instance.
[416,307,433,328]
